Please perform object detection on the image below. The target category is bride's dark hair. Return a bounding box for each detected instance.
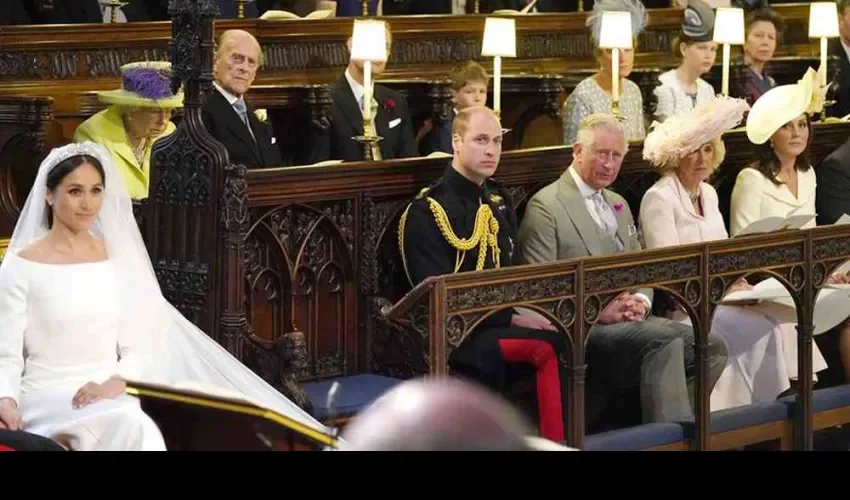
[44,153,105,229]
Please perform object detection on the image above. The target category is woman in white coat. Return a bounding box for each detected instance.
[639,93,829,410]
[731,67,850,382]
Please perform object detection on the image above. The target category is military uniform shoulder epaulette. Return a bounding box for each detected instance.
[405,174,444,200]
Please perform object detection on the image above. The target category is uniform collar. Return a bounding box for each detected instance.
[443,164,488,201]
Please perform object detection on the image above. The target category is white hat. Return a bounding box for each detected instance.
[745,67,826,145]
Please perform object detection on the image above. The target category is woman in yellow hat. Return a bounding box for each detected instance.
[73,61,183,200]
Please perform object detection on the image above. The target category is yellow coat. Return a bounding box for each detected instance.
[73,105,176,200]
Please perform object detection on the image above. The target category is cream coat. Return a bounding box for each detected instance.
[639,174,727,248]
[729,166,817,237]
[640,173,828,410]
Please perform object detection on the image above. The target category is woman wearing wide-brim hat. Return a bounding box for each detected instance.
[638,94,834,409]
[733,66,850,383]
[73,61,183,201]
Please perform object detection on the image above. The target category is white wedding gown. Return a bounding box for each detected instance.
[0,251,166,451]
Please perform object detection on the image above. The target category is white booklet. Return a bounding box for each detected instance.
[734,213,816,237]
[721,277,850,334]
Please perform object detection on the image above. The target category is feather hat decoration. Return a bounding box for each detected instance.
[97,61,184,109]
[586,0,649,47]
[643,96,750,167]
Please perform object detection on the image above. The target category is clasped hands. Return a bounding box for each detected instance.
[0,376,126,430]
[597,293,647,324]
[509,292,648,331]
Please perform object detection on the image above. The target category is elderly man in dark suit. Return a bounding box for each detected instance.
[202,29,282,169]
[517,113,728,425]
[308,21,417,163]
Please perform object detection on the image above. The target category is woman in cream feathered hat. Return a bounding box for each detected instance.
[638,94,835,409]
[73,61,183,201]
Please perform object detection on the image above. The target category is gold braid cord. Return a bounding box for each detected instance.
[398,193,501,287]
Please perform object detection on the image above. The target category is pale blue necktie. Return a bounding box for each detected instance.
[591,191,624,251]
[232,99,256,142]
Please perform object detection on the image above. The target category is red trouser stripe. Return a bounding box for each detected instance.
[497,338,564,442]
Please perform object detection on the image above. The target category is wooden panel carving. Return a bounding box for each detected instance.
[382,223,848,451]
[245,200,357,382]
[0,96,53,238]
[0,6,818,84]
[0,5,827,151]
[240,121,850,386]
[146,0,229,345]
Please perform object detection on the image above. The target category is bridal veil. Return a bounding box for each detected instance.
[1,141,331,441]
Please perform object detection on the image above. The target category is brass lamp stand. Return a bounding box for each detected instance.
[235,0,255,18]
[353,119,383,161]
[103,0,128,23]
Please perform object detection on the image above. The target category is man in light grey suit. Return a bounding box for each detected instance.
[517,113,727,425]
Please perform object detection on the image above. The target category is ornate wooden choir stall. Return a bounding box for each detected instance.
[2,1,850,450]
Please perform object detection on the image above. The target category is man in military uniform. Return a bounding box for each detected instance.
[398,106,569,443]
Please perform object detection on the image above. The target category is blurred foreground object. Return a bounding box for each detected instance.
[339,377,576,451]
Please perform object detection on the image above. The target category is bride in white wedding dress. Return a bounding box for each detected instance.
[0,142,331,451]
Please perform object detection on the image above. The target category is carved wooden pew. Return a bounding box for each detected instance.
[0,95,53,259]
[379,73,566,152]
[380,223,850,451]
[233,121,850,424]
[0,4,828,151]
[136,0,850,427]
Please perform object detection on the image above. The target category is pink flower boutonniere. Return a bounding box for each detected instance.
[613,202,624,213]
[383,97,396,111]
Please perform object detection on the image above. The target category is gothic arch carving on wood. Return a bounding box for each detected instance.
[245,201,356,381]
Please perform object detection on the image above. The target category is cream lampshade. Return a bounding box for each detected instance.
[481,17,516,115]
[809,2,840,88]
[713,7,745,96]
[809,2,840,38]
[349,19,388,160]
[598,11,633,118]
[350,19,388,122]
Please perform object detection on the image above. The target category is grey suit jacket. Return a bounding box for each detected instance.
[517,168,653,302]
